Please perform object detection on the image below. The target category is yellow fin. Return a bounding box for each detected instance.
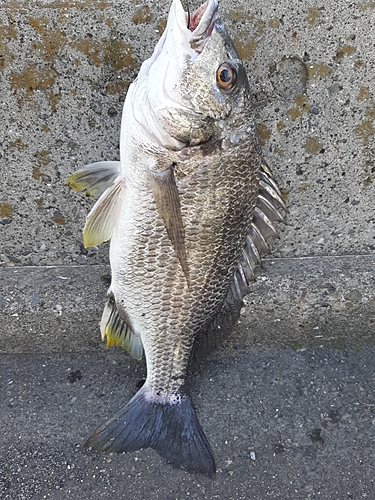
[67,161,121,200]
[83,176,123,248]
[101,292,143,360]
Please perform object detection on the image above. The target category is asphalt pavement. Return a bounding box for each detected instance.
[1,341,374,499]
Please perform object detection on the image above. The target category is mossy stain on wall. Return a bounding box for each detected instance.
[132,5,152,24]
[268,19,280,29]
[0,204,13,218]
[227,8,254,22]
[35,199,44,211]
[0,43,14,70]
[10,64,58,94]
[34,150,50,167]
[288,94,311,120]
[28,17,67,63]
[32,167,43,180]
[307,63,332,79]
[0,23,17,70]
[104,37,138,73]
[334,45,356,63]
[303,137,323,155]
[156,18,167,34]
[306,7,320,28]
[72,38,102,67]
[234,19,264,61]
[257,124,271,146]
[358,87,370,101]
[355,120,374,143]
[52,211,65,225]
[357,1,375,10]
[9,139,28,151]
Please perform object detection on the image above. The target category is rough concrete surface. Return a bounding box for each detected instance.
[1,255,374,353]
[0,0,374,266]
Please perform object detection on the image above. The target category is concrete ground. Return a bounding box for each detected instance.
[1,342,375,499]
[1,255,374,354]
[1,256,375,499]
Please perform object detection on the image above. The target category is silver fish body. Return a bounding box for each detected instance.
[68,0,285,475]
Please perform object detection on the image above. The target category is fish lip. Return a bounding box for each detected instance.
[189,0,219,36]
[182,0,219,52]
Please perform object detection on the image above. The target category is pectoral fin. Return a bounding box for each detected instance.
[67,161,121,200]
[149,165,190,283]
[83,176,123,248]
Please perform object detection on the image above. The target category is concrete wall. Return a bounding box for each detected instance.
[1,0,374,352]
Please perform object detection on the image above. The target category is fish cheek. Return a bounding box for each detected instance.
[159,106,212,147]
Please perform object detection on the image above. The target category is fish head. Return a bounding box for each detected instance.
[134,0,251,151]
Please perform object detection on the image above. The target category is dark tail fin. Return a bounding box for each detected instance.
[85,387,216,476]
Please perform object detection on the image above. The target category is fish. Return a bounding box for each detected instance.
[67,0,286,476]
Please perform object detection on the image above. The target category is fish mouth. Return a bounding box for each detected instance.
[184,0,219,52]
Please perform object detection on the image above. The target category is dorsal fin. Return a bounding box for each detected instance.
[230,160,286,301]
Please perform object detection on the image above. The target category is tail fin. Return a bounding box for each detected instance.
[85,387,216,476]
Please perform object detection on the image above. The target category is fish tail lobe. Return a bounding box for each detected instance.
[85,387,216,476]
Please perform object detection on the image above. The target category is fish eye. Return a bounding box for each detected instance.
[216,63,237,90]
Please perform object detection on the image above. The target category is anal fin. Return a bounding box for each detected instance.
[101,291,143,360]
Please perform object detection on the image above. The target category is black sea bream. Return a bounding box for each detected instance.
[67,0,285,476]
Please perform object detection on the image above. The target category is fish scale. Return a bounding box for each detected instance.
[113,139,258,402]
[67,0,285,476]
